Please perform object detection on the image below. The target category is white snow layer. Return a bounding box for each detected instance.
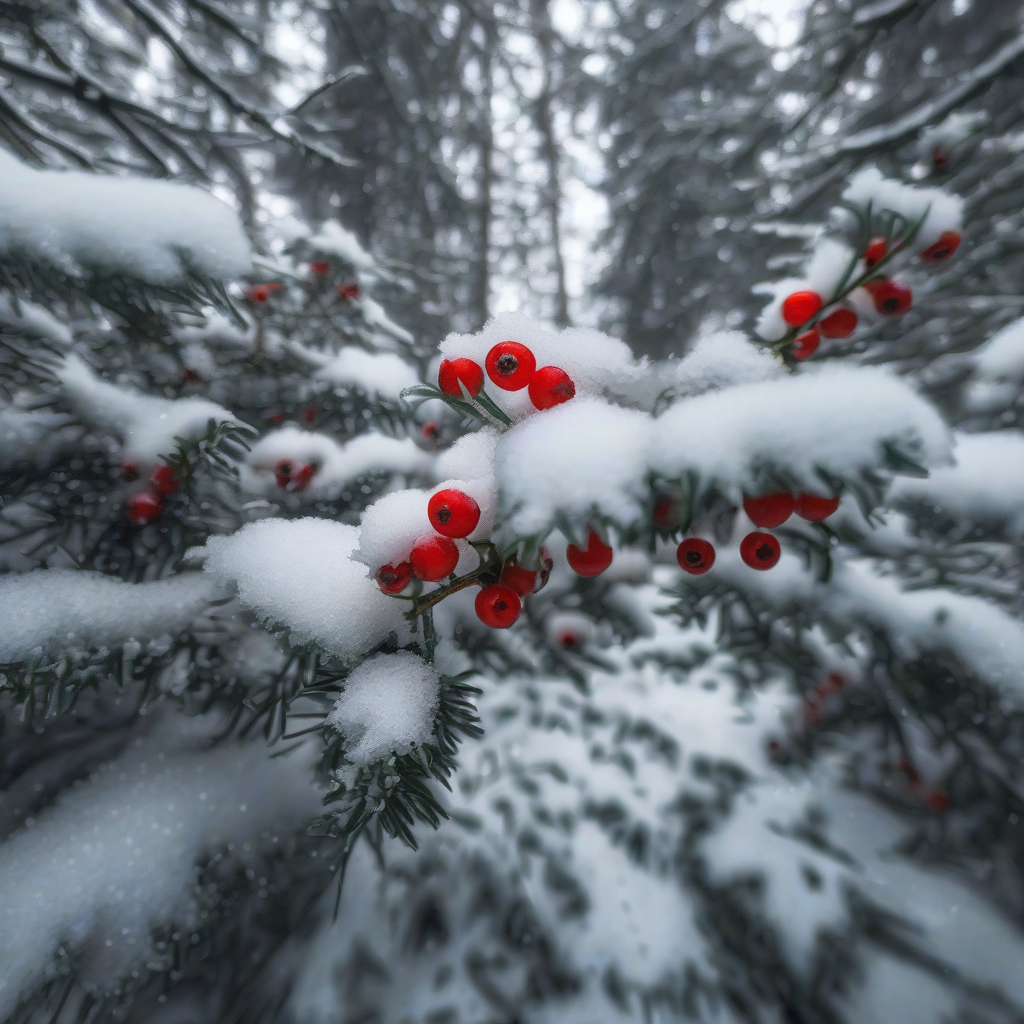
[972,316,1024,381]
[0,715,319,1019]
[0,149,250,284]
[0,293,72,347]
[0,570,222,662]
[304,220,374,270]
[891,431,1024,535]
[287,343,419,401]
[669,330,787,396]
[242,427,432,497]
[842,166,963,249]
[57,355,237,462]
[492,368,949,545]
[326,652,440,764]
[198,518,412,661]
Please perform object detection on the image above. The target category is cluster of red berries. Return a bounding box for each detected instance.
[243,265,360,306]
[274,459,318,492]
[124,462,179,525]
[374,487,554,629]
[780,229,961,361]
[656,490,840,574]
[437,340,576,412]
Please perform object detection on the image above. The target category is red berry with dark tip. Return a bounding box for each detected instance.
[781,290,822,327]
[291,464,316,492]
[791,328,820,361]
[743,493,795,529]
[871,279,912,316]
[920,230,961,264]
[475,584,522,629]
[274,459,294,489]
[818,308,858,339]
[149,464,179,496]
[121,461,139,482]
[566,529,613,578]
[126,491,163,526]
[376,561,413,594]
[795,493,840,521]
[428,488,480,538]
[336,282,360,300]
[437,358,485,398]
[485,341,536,391]
[410,533,460,582]
[740,531,781,570]
[676,538,715,575]
[863,237,888,268]
[528,366,575,410]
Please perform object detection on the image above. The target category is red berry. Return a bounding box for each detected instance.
[309,261,331,276]
[528,366,575,410]
[566,529,613,578]
[557,629,583,649]
[652,496,681,530]
[740,531,781,570]
[485,341,536,391]
[428,488,481,538]
[920,230,961,264]
[244,283,283,303]
[818,308,858,339]
[182,367,203,384]
[676,538,715,575]
[475,584,522,629]
[925,789,949,813]
[501,548,552,596]
[871,279,912,316]
[376,561,413,594]
[410,533,460,581]
[420,421,441,444]
[121,461,139,482]
[437,358,484,398]
[795,493,840,521]
[743,493,795,528]
[336,282,360,300]
[126,491,162,526]
[790,328,820,361]
[932,148,948,169]
[149,464,179,496]
[781,290,822,327]
[301,404,320,424]
[274,460,316,492]
[264,407,285,424]
[863,237,888,268]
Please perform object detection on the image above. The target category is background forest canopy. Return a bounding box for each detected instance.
[5,0,1024,1023]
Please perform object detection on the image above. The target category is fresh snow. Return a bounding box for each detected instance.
[326,651,440,764]
[0,570,222,663]
[0,149,251,284]
[668,329,786,397]
[57,355,238,463]
[891,431,1024,535]
[972,316,1024,381]
[0,715,318,1019]
[304,220,375,271]
[290,344,419,401]
[198,518,412,661]
[243,427,433,497]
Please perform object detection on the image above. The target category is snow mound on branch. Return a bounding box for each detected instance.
[438,312,645,420]
[890,431,1024,535]
[972,317,1024,382]
[495,398,651,545]
[0,293,72,347]
[288,343,419,401]
[0,406,77,471]
[652,365,952,495]
[0,570,221,663]
[435,428,498,481]
[0,715,318,1019]
[326,652,440,764]
[305,220,374,271]
[843,166,963,249]
[173,311,253,352]
[0,149,251,284]
[755,239,856,342]
[243,427,432,497]
[670,330,786,396]
[198,518,412,660]
[57,355,237,462]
